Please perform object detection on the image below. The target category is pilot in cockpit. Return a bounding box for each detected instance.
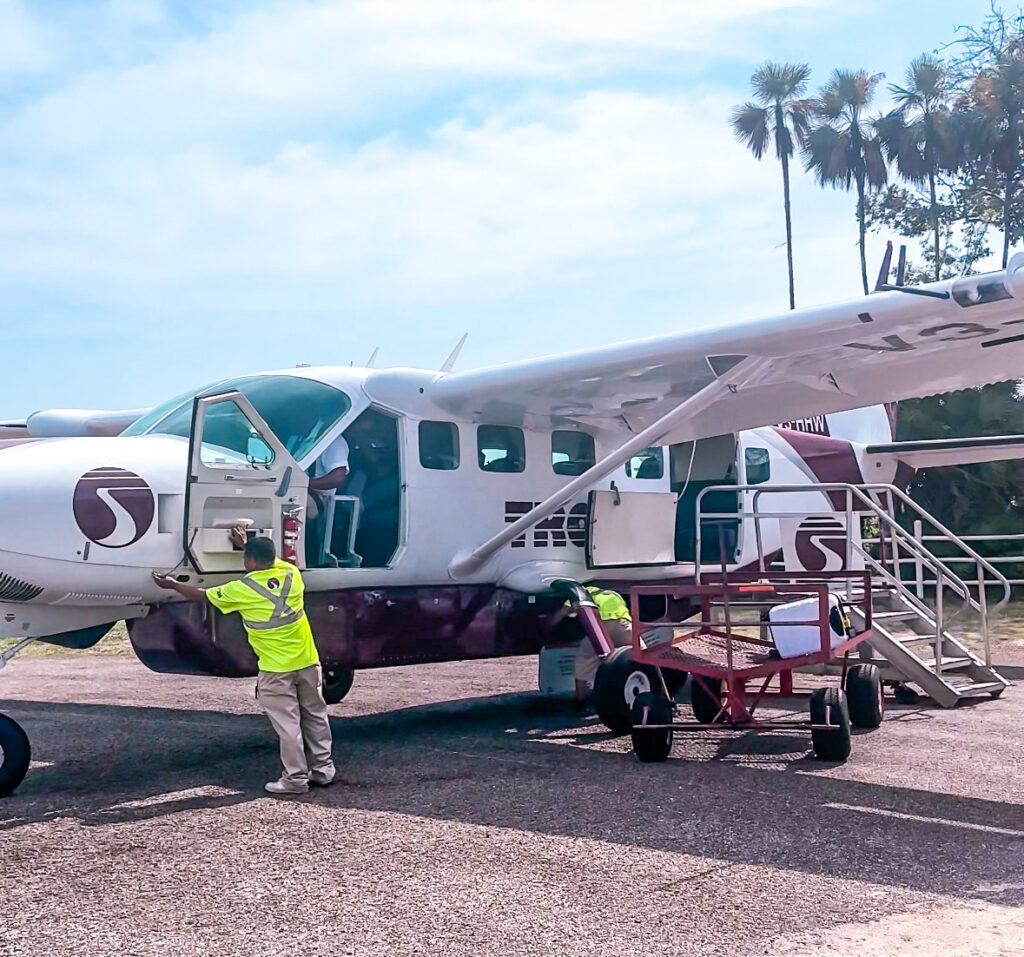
[305,432,350,566]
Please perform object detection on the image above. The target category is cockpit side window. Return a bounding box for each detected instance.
[127,375,350,463]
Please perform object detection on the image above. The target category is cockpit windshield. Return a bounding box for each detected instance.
[123,374,351,463]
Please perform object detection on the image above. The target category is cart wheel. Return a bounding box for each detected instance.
[0,712,31,799]
[892,683,919,705]
[809,687,851,762]
[690,676,725,725]
[630,692,673,763]
[322,667,354,705]
[592,647,662,735]
[845,663,883,729]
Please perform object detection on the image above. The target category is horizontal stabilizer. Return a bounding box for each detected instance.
[24,408,150,438]
[865,435,1024,469]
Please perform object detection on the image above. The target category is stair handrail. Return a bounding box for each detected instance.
[857,483,1012,613]
[695,482,1010,668]
[743,484,985,621]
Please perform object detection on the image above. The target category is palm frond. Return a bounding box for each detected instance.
[751,60,811,105]
[729,103,771,159]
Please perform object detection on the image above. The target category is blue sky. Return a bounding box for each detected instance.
[0,0,1010,417]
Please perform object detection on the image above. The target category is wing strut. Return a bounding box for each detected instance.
[447,356,771,578]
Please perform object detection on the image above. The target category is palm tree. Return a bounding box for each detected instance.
[964,46,1024,268]
[877,55,959,281]
[803,69,889,295]
[731,62,813,310]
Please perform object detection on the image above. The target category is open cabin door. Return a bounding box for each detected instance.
[585,489,677,568]
[185,391,309,573]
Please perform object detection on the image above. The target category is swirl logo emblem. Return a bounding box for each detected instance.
[73,467,155,548]
[793,516,847,572]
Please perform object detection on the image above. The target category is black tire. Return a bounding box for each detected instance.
[690,675,725,725]
[892,683,920,705]
[322,667,354,705]
[0,713,31,798]
[845,663,884,729]
[630,692,673,763]
[592,647,662,735]
[662,669,688,698]
[809,687,852,761]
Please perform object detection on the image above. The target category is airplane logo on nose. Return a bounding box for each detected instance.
[73,467,155,548]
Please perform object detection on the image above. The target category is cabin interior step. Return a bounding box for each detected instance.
[697,480,1010,708]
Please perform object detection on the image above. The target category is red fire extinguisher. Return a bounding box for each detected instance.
[282,505,303,564]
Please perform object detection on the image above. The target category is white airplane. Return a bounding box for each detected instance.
[4,257,1024,796]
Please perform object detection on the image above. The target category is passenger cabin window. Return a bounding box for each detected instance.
[478,425,525,473]
[551,431,595,476]
[745,447,771,485]
[626,447,664,479]
[419,420,460,470]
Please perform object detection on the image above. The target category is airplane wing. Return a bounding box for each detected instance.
[430,256,1024,447]
[865,435,1024,470]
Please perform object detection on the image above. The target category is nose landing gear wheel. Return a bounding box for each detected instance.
[0,712,30,798]
[592,647,663,735]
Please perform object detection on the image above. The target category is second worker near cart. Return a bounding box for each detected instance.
[550,585,633,706]
[152,527,335,795]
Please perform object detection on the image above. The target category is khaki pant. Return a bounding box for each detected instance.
[257,663,335,786]
[575,618,632,684]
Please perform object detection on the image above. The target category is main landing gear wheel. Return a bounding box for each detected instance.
[592,647,663,735]
[630,691,673,763]
[0,712,31,798]
[809,687,852,762]
[322,667,354,705]
[845,663,884,729]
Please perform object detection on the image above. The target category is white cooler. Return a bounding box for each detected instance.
[768,594,848,658]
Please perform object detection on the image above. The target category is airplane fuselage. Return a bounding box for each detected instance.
[0,366,894,679]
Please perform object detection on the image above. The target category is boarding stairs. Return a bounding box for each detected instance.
[696,483,1011,707]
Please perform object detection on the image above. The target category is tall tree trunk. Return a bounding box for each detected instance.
[781,150,795,310]
[856,171,868,295]
[929,169,940,281]
[1003,170,1013,269]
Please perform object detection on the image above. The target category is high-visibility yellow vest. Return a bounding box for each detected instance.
[585,586,631,622]
[206,559,320,673]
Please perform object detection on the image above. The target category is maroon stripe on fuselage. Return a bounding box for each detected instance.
[772,427,864,509]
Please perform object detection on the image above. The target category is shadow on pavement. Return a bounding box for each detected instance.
[1,691,1021,908]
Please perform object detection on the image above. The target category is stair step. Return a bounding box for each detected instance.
[926,657,974,671]
[944,679,1005,696]
[894,633,943,646]
[873,610,922,622]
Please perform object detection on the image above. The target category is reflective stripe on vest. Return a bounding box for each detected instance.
[238,572,303,631]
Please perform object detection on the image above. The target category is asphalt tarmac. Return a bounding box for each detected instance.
[1,655,1022,957]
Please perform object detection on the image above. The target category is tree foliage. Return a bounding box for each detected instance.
[728,8,1024,556]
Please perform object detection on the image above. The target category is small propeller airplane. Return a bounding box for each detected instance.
[4,251,1024,796]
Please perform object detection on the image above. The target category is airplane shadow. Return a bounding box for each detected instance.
[1,690,1021,910]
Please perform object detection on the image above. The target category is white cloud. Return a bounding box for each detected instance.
[0,89,781,304]
[2,0,827,153]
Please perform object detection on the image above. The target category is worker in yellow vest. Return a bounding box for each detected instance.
[153,528,335,795]
[551,585,633,706]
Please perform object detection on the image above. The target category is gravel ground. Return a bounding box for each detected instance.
[0,654,1022,957]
